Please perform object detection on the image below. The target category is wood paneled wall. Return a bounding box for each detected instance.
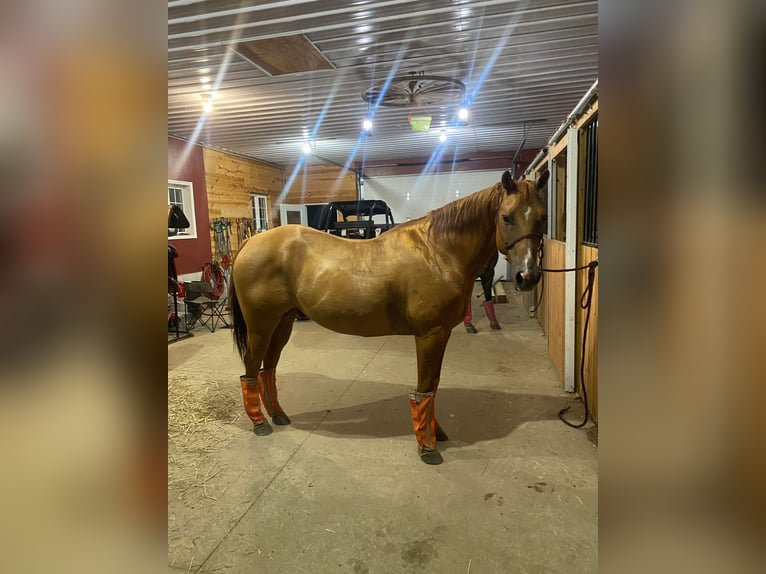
[282,163,357,205]
[537,239,566,381]
[203,148,283,255]
[576,245,598,422]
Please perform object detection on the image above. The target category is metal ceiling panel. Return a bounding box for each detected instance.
[168,0,598,167]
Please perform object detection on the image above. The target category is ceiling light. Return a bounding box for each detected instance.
[200,76,211,84]
[362,117,373,132]
[458,106,469,122]
[302,141,313,154]
[201,94,213,113]
[199,68,210,74]
[439,130,447,143]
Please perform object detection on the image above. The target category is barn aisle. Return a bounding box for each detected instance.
[168,286,597,573]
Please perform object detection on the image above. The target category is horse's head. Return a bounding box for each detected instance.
[496,170,549,291]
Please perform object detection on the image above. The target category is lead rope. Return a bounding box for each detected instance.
[535,237,598,427]
[506,234,598,428]
[548,260,597,428]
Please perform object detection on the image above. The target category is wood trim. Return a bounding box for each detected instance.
[564,127,579,392]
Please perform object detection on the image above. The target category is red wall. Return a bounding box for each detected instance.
[168,137,212,275]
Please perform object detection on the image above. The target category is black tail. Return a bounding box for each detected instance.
[229,273,249,360]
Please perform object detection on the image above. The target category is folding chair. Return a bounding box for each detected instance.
[183,280,231,333]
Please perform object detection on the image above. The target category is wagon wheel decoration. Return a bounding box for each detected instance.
[362,73,465,108]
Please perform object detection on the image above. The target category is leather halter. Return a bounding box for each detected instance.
[503,232,543,255]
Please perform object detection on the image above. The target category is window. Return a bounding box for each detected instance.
[168,180,197,239]
[252,194,270,232]
[580,117,598,246]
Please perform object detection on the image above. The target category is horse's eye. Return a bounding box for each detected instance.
[502,214,514,226]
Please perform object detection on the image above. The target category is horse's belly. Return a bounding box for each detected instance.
[304,304,413,337]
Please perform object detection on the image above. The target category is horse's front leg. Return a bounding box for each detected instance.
[411,329,452,465]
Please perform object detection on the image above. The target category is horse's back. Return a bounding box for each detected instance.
[232,223,466,336]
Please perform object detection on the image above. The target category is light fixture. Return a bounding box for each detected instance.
[458,106,469,122]
[302,141,313,154]
[439,130,447,143]
[201,94,213,113]
[362,116,373,132]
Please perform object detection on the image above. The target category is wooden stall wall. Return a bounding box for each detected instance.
[536,240,598,423]
[537,239,566,382]
[168,137,212,276]
[577,245,598,422]
[282,163,357,205]
[203,148,283,257]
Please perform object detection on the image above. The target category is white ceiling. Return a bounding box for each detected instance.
[168,0,598,167]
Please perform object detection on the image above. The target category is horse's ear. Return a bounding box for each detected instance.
[536,170,550,192]
[501,170,518,194]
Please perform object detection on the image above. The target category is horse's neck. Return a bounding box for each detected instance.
[432,185,500,277]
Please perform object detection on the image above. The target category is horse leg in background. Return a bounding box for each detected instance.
[410,330,452,465]
[259,310,298,426]
[463,299,478,333]
[241,328,277,436]
[480,266,501,330]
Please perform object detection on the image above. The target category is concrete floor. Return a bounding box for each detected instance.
[168,285,598,573]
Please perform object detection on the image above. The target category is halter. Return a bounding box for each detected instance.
[495,184,545,261]
[503,232,543,255]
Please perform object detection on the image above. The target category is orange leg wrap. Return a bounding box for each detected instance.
[258,369,287,418]
[240,375,265,425]
[409,390,437,451]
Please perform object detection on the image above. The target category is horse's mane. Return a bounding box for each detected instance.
[425,183,500,240]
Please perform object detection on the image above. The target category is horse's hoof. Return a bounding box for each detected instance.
[272,413,291,426]
[435,427,449,442]
[464,323,478,334]
[490,322,501,330]
[419,448,444,465]
[253,421,273,436]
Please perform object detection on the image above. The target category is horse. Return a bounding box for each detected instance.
[229,171,549,465]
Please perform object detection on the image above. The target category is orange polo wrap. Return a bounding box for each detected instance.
[258,368,287,418]
[240,375,265,424]
[409,390,437,451]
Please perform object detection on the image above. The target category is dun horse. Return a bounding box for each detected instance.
[229,171,548,464]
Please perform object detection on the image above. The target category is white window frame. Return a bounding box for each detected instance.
[168,179,197,239]
[251,194,270,232]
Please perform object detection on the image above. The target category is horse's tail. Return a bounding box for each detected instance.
[229,271,249,360]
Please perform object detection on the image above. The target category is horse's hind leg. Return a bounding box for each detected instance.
[411,329,452,465]
[241,327,278,436]
[259,310,298,426]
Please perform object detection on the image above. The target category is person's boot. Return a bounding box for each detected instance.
[258,369,291,425]
[483,300,501,330]
[463,301,478,333]
[240,375,273,436]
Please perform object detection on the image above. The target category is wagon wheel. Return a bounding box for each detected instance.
[362,74,465,108]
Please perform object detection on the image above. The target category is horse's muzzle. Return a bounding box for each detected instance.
[514,268,541,291]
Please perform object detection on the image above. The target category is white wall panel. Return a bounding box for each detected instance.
[363,170,509,280]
